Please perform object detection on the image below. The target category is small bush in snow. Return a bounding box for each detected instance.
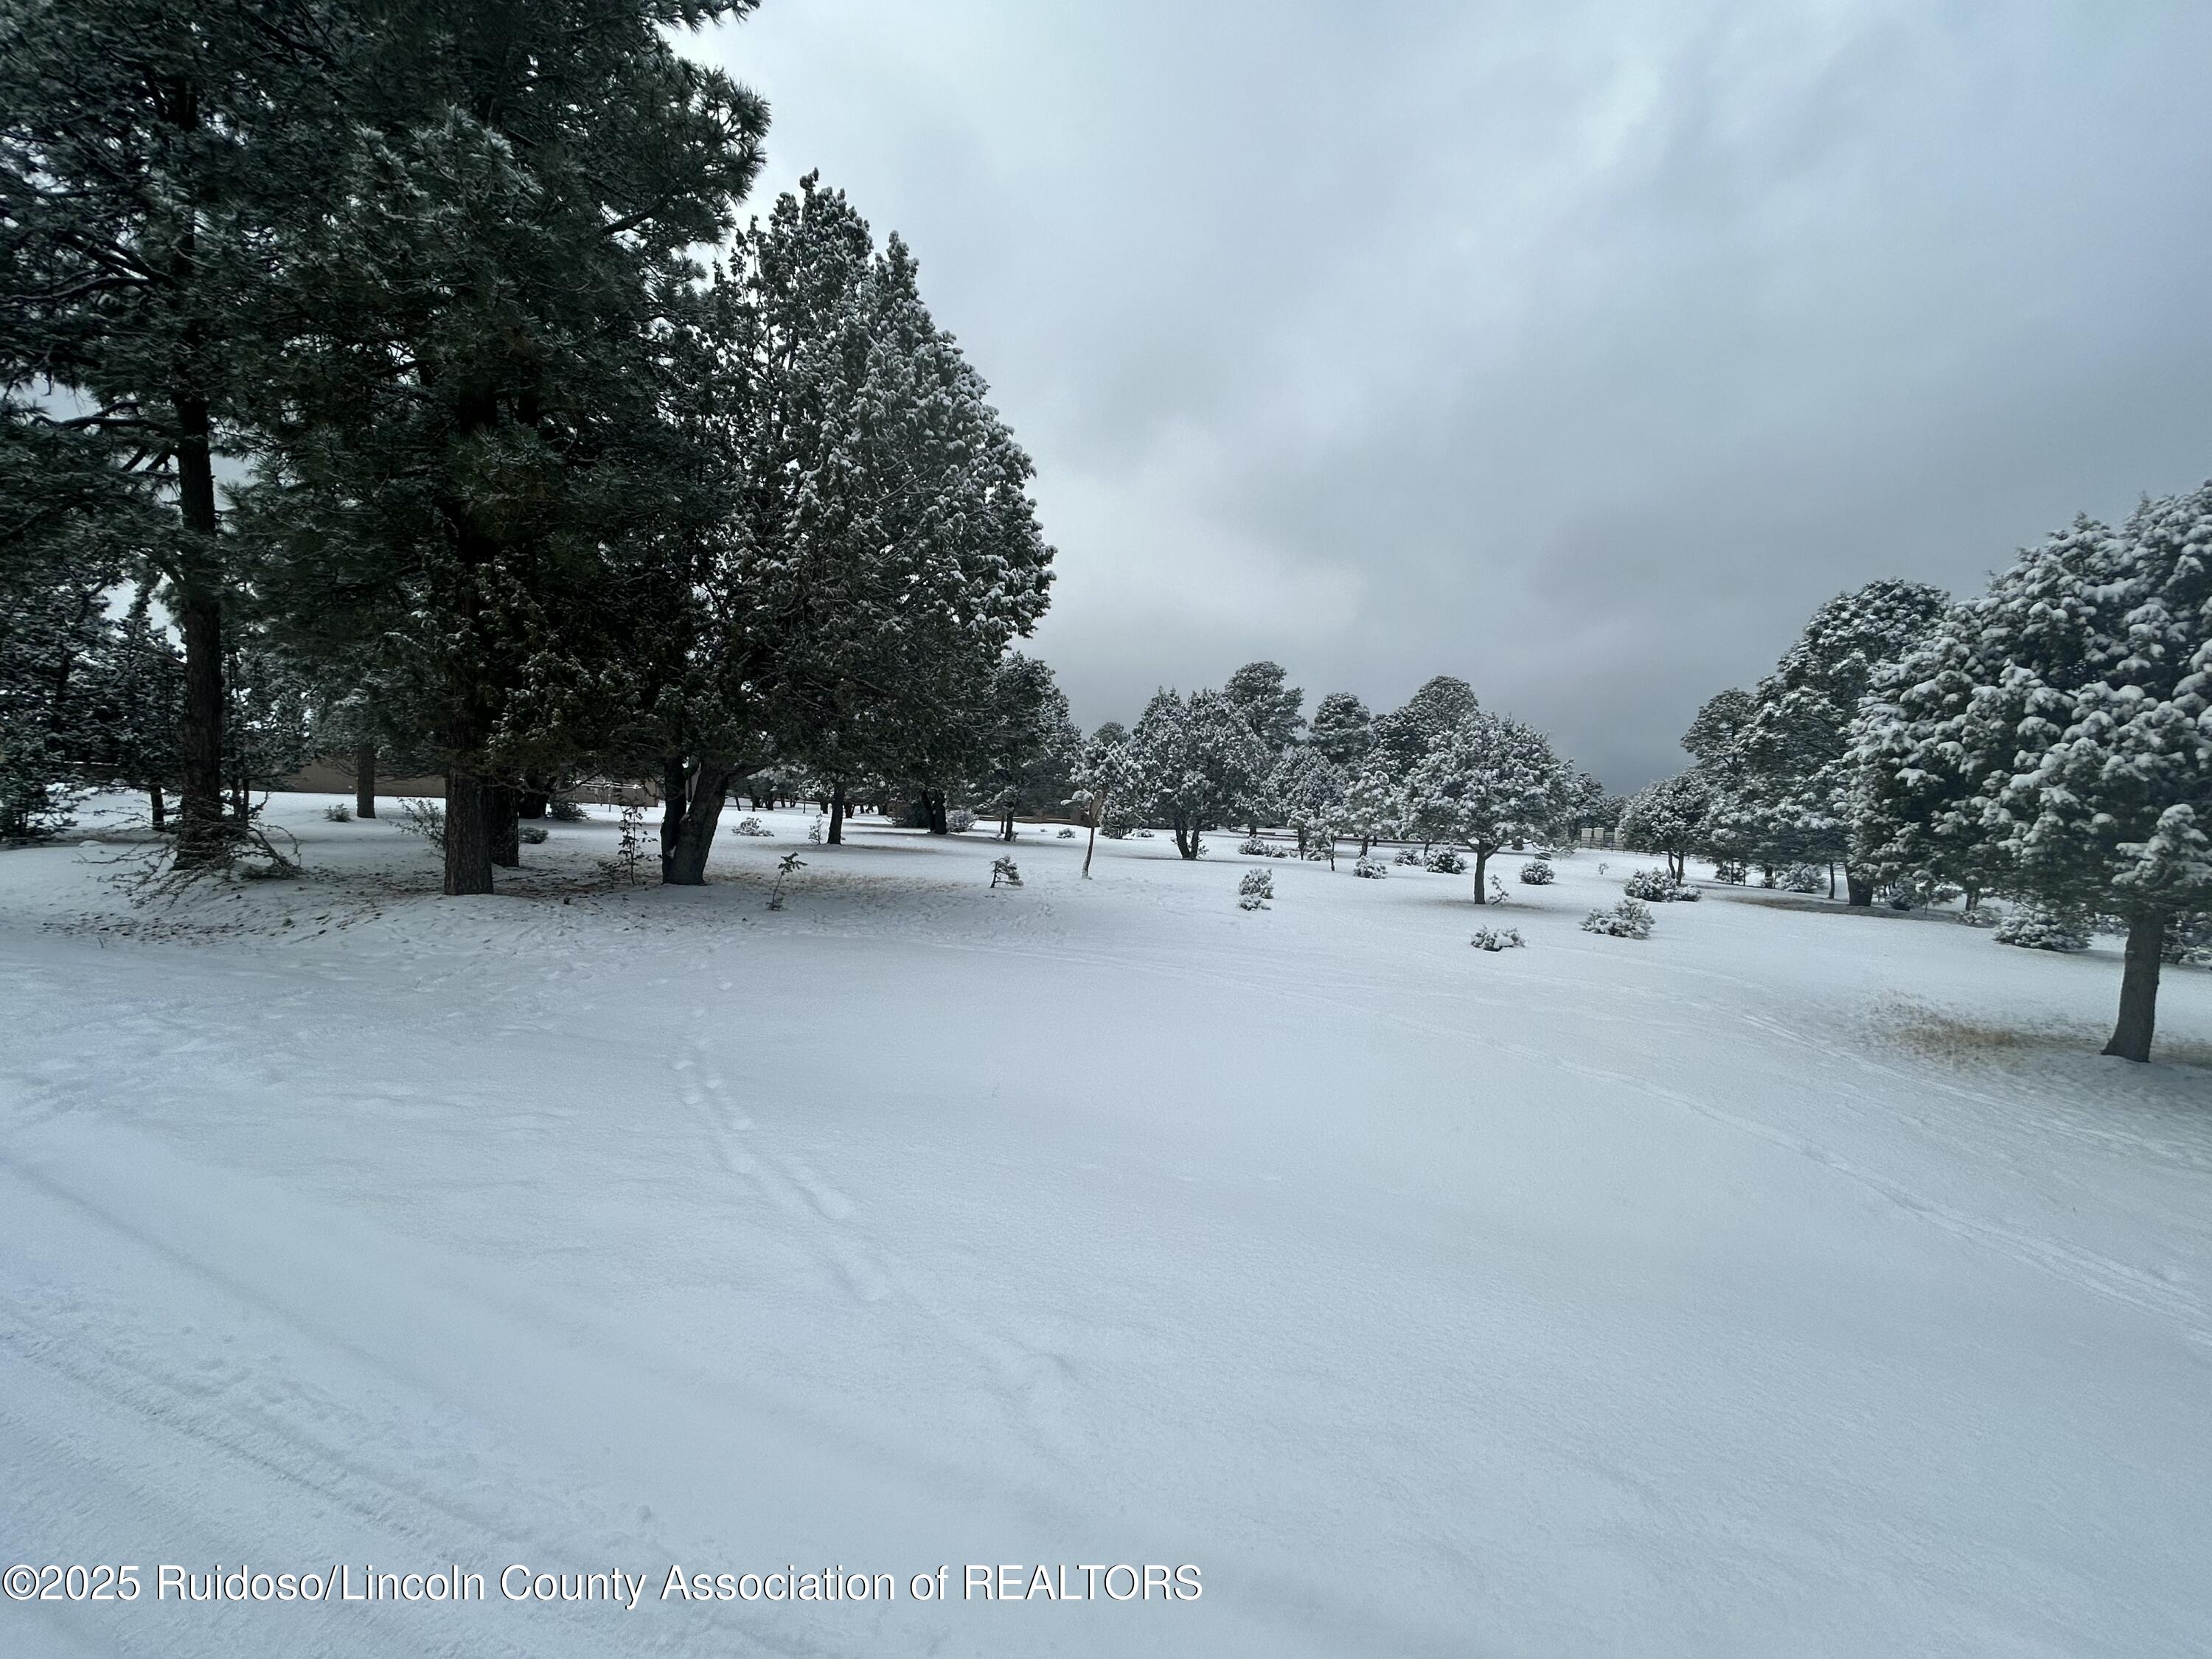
[1393,846,1423,866]
[1712,859,1747,884]
[1958,902,2000,928]
[1582,898,1655,939]
[1237,835,1271,856]
[1993,903,2090,953]
[1354,856,1388,879]
[322,803,352,822]
[1237,870,1273,910]
[947,807,978,833]
[1057,827,1076,838]
[990,855,1021,888]
[1470,926,1524,951]
[1517,858,1554,885]
[394,797,445,848]
[1781,863,1825,894]
[806,815,824,844]
[519,824,549,845]
[1426,847,1467,874]
[549,797,588,822]
[732,815,773,837]
[1134,828,1154,838]
[1623,866,1698,902]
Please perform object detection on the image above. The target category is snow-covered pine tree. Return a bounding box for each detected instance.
[0,1,356,865]
[1401,710,1573,903]
[975,654,1081,841]
[1856,490,2212,1060]
[245,1,771,895]
[1618,771,1711,882]
[1222,661,1307,755]
[1713,581,1949,902]
[1268,746,1346,858]
[1307,692,1374,769]
[1125,687,1272,860]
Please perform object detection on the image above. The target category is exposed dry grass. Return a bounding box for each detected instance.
[1875,997,2212,1071]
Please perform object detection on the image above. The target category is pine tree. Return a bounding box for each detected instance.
[1307,691,1374,768]
[0,0,365,863]
[1618,771,1711,881]
[1222,661,1305,753]
[1857,492,2212,1060]
[1402,710,1573,902]
[246,0,770,895]
[1710,581,1948,902]
[1126,687,1272,859]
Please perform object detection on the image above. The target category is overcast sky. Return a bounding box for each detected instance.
[698,1,2212,787]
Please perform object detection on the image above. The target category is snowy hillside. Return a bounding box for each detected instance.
[4,797,2211,1657]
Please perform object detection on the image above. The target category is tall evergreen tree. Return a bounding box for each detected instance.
[1857,494,2212,1060]
[1307,690,1374,768]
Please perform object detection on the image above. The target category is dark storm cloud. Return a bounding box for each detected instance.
[698,0,2212,786]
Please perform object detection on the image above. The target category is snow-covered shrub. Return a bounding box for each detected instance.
[732,815,773,837]
[1134,827,1154,838]
[947,807,978,834]
[549,798,588,823]
[1057,827,1076,838]
[990,855,1021,888]
[1712,859,1747,885]
[1582,898,1655,939]
[1470,926,1524,951]
[1393,846,1423,866]
[322,803,352,822]
[1354,856,1388,879]
[394,797,445,848]
[1426,847,1467,874]
[1623,867,1698,902]
[1297,842,1326,860]
[1237,870,1273,911]
[1958,903,2000,928]
[806,815,824,844]
[1517,858,1554,885]
[1994,903,2090,953]
[519,824,549,845]
[1100,823,1130,839]
[1237,834,1271,856]
[1781,863,1825,894]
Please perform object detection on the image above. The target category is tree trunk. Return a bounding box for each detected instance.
[927,790,948,835]
[1083,793,1102,877]
[1001,803,1015,841]
[173,583,227,866]
[661,760,734,886]
[1472,844,1491,903]
[518,776,549,819]
[1846,872,1874,908]
[148,785,166,831]
[490,785,520,867]
[2103,910,2166,1063]
[1827,861,1837,900]
[355,742,378,818]
[443,773,495,895]
[1172,818,1200,860]
[827,781,845,845]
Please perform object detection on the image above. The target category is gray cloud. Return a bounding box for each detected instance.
[698,0,2212,786]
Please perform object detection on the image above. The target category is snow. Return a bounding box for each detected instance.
[4,798,2212,1657]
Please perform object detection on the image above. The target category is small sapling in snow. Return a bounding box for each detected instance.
[1237,870,1273,910]
[322,803,352,823]
[768,850,806,910]
[990,856,1021,888]
[732,815,773,837]
[1470,926,1524,950]
[1354,856,1388,879]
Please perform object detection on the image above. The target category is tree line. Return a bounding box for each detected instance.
[1,0,1062,891]
[1618,495,2212,1063]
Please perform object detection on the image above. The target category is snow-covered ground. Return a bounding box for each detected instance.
[4,796,2211,1658]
